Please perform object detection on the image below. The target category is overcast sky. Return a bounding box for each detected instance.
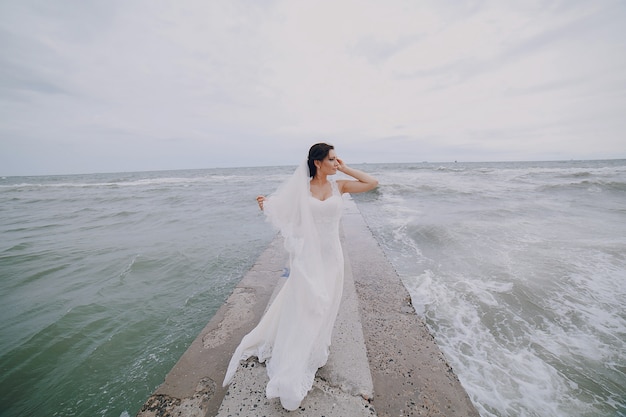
[1,0,625,176]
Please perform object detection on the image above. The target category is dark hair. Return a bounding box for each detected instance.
[307,143,334,178]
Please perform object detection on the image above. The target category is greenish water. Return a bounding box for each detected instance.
[0,167,286,417]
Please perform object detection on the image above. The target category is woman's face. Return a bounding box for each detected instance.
[316,149,339,176]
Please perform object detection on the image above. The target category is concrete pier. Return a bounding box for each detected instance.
[137,197,479,417]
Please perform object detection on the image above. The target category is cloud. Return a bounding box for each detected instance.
[0,0,625,175]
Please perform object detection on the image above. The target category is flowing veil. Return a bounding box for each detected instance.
[264,159,316,258]
[222,159,340,410]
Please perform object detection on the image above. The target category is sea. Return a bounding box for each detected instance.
[0,160,624,417]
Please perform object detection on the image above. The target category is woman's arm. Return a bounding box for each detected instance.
[336,158,378,194]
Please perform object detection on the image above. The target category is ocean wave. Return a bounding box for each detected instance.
[559,171,593,178]
[0,173,286,191]
[0,178,203,190]
[603,181,626,192]
[434,165,465,172]
[383,182,439,194]
[537,180,626,193]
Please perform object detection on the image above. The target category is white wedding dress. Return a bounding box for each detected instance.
[223,161,344,411]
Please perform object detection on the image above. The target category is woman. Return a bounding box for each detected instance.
[222,143,378,410]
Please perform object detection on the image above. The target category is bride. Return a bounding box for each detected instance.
[222,143,378,410]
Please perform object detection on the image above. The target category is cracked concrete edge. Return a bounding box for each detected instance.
[137,378,216,417]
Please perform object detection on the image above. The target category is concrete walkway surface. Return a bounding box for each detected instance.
[136,197,479,417]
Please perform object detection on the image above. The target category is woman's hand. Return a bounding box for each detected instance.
[336,157,347,172]
[256,195,266,211]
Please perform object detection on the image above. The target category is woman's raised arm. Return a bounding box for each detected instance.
[336,158,378,194]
